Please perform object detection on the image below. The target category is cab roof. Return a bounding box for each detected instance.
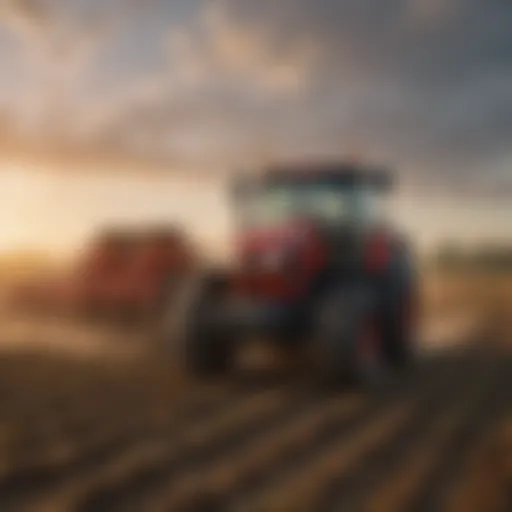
[261,161,393,190]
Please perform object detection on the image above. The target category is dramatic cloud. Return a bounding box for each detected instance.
[164,1,318,95]
[0,0,159,142]
[211,0,512,174]
[75,0,321,169]
[0,0,510,192]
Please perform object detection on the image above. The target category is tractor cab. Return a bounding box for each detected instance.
[232,163,392,234]
[229,163,395,296]
[183,161,415,386]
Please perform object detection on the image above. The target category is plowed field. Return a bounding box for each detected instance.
[0,346,510,512]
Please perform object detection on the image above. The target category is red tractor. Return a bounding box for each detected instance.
[182,162,418,385]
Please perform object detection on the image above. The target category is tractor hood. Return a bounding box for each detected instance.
[235,220,325,276]
[239,221,311,250]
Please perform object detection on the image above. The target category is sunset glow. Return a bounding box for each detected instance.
[0,0,509,258]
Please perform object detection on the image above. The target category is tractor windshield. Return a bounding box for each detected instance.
[239,181,384,229]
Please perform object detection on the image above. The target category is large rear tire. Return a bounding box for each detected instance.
[382,298,418,372]
[314,289,386,388]
[380,241,418,371]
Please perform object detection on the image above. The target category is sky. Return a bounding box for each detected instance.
[0,0,510,256]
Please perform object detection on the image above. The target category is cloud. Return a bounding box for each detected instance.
[73,0,321,168]
[0,0,320,168]
[0,0,157,140]
[0,0,510,194]
[164,0,318,97]
[0,2,105,141]
[401,0,459,30]
[206,0,512,177]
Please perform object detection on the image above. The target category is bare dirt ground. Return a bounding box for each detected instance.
[0,345,509,512]
[0,271,509,511]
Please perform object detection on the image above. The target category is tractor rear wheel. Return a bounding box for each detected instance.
[376,238,418,372]
[314,289,386,388]
[380,270,418,371]
[382,299,417,370]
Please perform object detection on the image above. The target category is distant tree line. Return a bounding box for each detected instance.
[434,242,512,272]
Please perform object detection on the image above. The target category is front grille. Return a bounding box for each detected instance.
[329,228,362,269]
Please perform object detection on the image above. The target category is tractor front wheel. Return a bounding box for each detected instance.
[184,278,234,379]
